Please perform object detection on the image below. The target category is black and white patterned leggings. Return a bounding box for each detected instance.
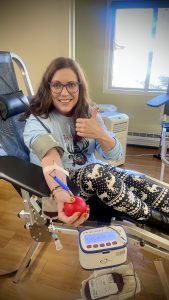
[69,163,169,220]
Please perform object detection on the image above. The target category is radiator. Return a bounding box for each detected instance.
[127,132,160,147]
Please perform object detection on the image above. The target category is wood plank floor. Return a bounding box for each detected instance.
[0,145,169,300]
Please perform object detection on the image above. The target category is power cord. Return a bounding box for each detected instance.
[122,260,137,300]
[108,225,127,244]
[108,226,139,299]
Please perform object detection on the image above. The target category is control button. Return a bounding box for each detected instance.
[106,242,111,246]
[93,244,99,248]
[87,245,92,248]
[112,241,117,245]
[100,243,105,247]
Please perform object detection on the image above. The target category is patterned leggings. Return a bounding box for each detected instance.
[69,163,169,220]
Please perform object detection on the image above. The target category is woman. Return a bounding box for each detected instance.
[23,57,169,232]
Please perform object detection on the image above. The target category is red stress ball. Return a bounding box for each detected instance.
[64,196,87,217]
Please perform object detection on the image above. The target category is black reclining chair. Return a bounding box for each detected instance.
[147,80,169,181]
[0,51,118,283]
[0,52,169,298]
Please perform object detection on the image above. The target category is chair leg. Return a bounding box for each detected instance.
[13,240,41,283]
[154,258,169,300]
[160,125,169,181]
[160,162,165,181]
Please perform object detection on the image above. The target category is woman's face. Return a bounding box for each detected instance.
[50,68,79,116]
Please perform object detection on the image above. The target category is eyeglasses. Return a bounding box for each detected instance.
[49,81,80,94]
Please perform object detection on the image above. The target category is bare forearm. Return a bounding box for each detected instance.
[41,148,66,193]
[96,129,116,152]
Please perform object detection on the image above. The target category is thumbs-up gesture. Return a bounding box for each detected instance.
[76,106,104,138]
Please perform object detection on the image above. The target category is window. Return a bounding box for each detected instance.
[106,1,169,93]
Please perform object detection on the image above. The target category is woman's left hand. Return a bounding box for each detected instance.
[76,107,104,138]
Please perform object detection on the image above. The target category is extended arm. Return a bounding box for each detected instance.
[23,115,89,226]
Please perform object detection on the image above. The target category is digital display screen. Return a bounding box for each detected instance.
[84,231,118,244]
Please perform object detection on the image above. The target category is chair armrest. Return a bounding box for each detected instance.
[147,94,169,107]
[0,156,50,197]
[0,156,79,198]
[1,156,159,228]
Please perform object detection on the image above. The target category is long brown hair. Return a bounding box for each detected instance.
[26,57,92,122]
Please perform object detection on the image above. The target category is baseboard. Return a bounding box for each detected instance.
[127,132,160,147]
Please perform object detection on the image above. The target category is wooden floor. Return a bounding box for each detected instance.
[0,145,169,300]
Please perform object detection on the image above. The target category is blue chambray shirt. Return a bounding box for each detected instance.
[23,111,123,170]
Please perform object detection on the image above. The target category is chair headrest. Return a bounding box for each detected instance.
[0,91,30,120]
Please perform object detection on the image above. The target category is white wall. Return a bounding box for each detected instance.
[0,0,71,91]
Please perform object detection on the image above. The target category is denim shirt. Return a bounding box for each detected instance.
[0,143,7,155]
[23,111,123,169]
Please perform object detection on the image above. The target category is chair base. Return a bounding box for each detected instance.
[0,240,41,283]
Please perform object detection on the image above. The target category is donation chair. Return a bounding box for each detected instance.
[0,51,118,283]
[147,80,169,181]
[0,52,169,299]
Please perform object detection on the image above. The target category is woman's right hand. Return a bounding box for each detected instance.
[54,190,90,226]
